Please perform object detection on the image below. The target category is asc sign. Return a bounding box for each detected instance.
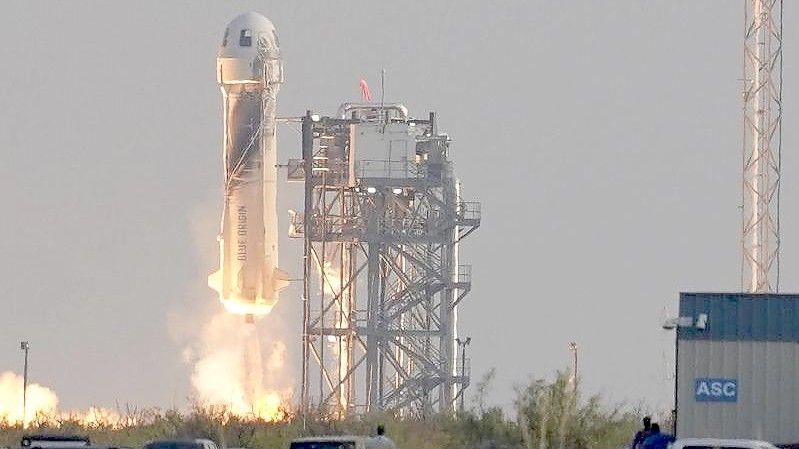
[695,378,737,402]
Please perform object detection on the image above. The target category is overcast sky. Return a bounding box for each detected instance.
[1,1,798,414]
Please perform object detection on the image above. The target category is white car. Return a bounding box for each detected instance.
[289,436,371,449]
[672,438,779,449]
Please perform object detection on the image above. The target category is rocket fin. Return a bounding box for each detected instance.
[208,269,223,293]
[273,267,290,292]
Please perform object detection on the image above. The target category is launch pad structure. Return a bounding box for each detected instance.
[287,104,480,417]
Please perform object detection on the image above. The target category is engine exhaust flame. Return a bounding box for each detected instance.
[189,312,289,421]
[207,271,275,318]
[201,232,289,420]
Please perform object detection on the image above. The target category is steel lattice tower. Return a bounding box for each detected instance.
[288,105,480,417]
[742,0,783,293]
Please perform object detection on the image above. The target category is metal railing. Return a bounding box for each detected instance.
[355,159,421,179]
[457,265,472,284]
[457,201,481,222]
[288,210,304,238]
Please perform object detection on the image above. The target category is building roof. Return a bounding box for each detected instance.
[678,292,799,341]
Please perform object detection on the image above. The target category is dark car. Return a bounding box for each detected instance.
[19,435,128,449]
[21,435,90,449]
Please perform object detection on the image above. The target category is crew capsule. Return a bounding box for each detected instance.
[217,12,282,85]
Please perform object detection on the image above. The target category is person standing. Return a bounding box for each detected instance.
[642,423,675,449]
[631,416,652,449]
[368,425,397,449]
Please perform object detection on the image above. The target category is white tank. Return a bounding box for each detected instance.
[208,12,287,322]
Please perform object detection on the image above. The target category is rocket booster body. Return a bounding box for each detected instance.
[209,13,288,319]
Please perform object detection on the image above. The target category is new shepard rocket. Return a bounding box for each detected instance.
[209,13,288,322]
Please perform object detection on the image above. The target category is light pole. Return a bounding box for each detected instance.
[20,341,30,427]
[568,341,578,384]
[455,337,471,414]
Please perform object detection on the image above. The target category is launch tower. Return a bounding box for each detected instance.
[741,0,783,293]
[288,104,480,417]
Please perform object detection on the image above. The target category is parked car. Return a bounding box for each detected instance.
[672,438,779,449]
[19,435,127,449]
[289,436,371,449]
[142,440,219,449]
[21,435,90,448]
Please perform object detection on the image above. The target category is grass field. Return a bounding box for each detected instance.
[0,372,644,449]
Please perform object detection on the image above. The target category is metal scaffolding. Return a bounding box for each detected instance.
[742,0,783,293]
[289,105,480,417]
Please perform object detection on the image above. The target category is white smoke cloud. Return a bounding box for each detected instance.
[189,312,290,419]
[0,371,59,424]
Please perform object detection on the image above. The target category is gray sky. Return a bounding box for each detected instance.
[1,1,797,413]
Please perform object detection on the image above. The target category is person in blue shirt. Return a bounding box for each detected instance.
[631,416,652,449]
[642,423,675,449]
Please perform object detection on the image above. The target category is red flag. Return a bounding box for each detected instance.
[359,79,372,102]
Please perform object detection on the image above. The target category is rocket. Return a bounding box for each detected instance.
[209,12,289,322]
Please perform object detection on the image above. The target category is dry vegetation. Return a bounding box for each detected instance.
[0,372,643,449]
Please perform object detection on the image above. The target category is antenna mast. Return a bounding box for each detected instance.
[742,0,783,293]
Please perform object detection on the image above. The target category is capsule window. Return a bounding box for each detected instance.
[240,29,252,47]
